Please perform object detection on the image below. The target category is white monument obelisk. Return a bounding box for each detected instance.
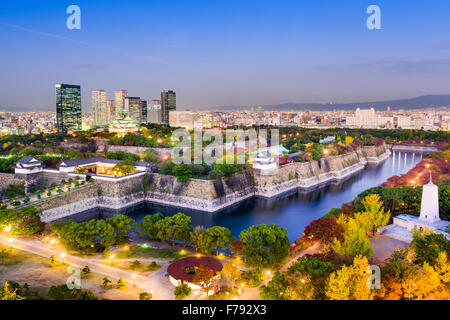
[419,173,440,224]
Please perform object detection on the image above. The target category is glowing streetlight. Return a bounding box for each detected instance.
[4,225,11,233]
[109,254,115,265]
[50,239,56,248]
[132,273,136,286]
[8,238,14,248]
[61,253,66,263]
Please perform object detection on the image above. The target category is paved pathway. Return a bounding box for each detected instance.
[0,234,173,299]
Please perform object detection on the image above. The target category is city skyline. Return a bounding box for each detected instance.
[2,0,450,110]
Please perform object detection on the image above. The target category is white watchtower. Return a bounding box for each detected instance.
[419,174,440,224]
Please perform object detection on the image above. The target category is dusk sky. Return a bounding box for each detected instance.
[1,0,450,110]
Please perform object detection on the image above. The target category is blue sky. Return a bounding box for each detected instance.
[1,0,450,110]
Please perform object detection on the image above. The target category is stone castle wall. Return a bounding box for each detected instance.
[35,145,390,221]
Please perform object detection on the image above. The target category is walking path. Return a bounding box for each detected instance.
[0,234,173,299]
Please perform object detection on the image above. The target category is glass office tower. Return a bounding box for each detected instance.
[161,90,176,124]
[56,84,82,133]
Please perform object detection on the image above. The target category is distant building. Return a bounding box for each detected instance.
[114,89,129,113]
[92,89,108,126]
[124,97,143,124]
[106,99,115,123]
[147,100,162,124]
[161,90,176,124]
[346,108,377,128]
[55,83,82,133]
[141,100,147,124]
[169,110,196,129]
[397,116,411,129]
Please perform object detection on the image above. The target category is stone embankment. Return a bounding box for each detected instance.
[38,145,390,222]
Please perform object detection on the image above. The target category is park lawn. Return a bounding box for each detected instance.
[0,245,143,300]
[115,245,190,260]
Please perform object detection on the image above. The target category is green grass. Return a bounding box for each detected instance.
[115,246,190,260]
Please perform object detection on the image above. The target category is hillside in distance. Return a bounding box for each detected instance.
[214,95,450,111]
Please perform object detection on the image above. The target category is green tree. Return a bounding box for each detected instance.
[139,292,152,300]
[156,213,193,246]
[113,160,136,175]
[102,277,111,288]
[239,224,290,268]
[204,226,235,256]
[410,229,450,265]
[174,283,192,300]
[259,271,290,300]
[130,260,141,270]
[172,164,194,183]
[117,277,127,288]
[139,213,164,240]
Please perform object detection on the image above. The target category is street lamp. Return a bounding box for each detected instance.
[132,273,136,286]
[109,254,115,266]
[4,226,11,233]
[8,238,13,248]
[61,253,66,263]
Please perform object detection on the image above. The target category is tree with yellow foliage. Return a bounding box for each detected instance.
[222,261,242,288]
[325,255,373,300]
[333,215,373,259]
[345,136,354,145]
[359,194,390,236]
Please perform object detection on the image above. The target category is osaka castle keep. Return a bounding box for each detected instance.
[381,174,449,242]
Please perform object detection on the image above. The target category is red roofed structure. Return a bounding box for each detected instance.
[167,256,223,288]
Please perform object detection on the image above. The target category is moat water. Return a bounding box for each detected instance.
[70,152,422,242]
[128,152,422,242]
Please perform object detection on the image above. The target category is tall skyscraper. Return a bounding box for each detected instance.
[141,100,147,124]
[124,97,143,124]
[161,90,176,124]
[147,100,162,124]
[55,83,82,133]
[114,89,129,112]
[92,89,108,126]
[106,99,115,123]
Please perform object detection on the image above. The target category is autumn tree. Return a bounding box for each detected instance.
[222,261,242,288]
[192,266,216,297]
[359,194,390,236]
[229,240,245,258]
[325,255,373,300]
[303,218,343,246]
[0,282,24,300]
[333,216,373,259]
